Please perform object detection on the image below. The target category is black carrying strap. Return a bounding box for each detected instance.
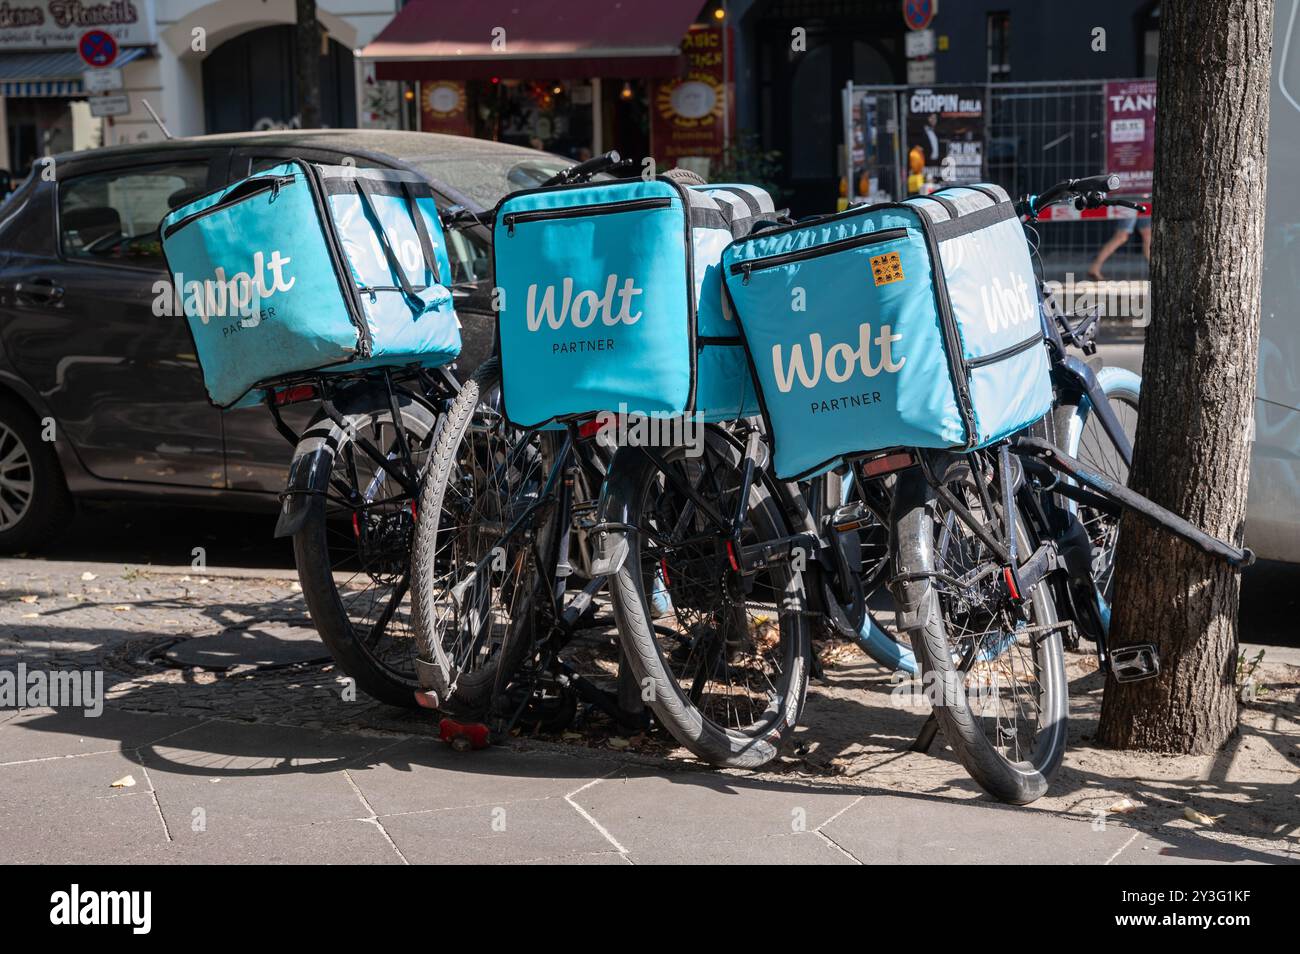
[354,176,440,316]
[401,180,441,285]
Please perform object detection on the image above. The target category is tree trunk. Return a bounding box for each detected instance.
[1096,0,1272,753]
[296,0,322,129]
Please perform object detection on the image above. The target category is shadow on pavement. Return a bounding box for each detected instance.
[37,500,293,570]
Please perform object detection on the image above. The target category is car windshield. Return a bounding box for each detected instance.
[405,154,573,209]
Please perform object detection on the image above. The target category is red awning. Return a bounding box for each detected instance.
[361,0,706,80]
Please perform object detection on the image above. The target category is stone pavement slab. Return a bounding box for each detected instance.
[0,707,201,763]
[379,796,619,865]
[345,737,619,817]
[125,818,406,865]
[0,748,169,864]
[2,707,1294,864]
[138,721,390,844]
[571,769,864,864]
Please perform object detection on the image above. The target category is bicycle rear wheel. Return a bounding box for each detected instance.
[605,427,811,769]
[891,454,1068,804]
[292,392,435,707]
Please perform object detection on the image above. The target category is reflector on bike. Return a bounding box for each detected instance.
[160,161,463,408]
[721,184,1054,480]
[492,179,774,429]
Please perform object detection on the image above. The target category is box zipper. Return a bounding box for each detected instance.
[502,196,672,236]
[730,227,909,284]
[162,174,295,239]
[966,332,1044,368]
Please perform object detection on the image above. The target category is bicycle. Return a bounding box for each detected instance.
[409,152,693,733]
[887,175,1252,802]
[266,365,461,706]
[605,173,1250,803]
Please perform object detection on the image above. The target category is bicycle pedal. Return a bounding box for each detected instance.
[439,718,491,751]
[1110,644,1160,683]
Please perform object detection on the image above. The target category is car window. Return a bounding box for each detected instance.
[59,162,210,269]
[444,223,491,286]
[404,155,575,209]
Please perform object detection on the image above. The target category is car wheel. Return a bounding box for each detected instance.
[0,397,73,554]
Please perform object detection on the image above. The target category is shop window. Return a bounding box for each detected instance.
[987,12,1011,82]
[59,162,210,269]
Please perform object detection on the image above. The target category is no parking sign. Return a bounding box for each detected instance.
[903,0,934,31]
[78,30,119,69]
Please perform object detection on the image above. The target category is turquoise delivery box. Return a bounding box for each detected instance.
[722,184,1053,479]
[492,177,775,428]
[160,161,461,408]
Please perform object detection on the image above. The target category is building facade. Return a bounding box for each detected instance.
[0,0,403,176]
[726,0,1160,209]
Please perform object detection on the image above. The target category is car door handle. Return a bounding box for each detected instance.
[15,279,64,305]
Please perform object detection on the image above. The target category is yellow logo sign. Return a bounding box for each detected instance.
[871,251,904,287]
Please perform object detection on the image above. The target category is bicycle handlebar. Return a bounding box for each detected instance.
[1020,173,1125,218]
[541,150,622,188]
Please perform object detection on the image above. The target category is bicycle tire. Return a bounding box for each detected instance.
[1060,365,1141,626]
[605,428,811,768]
[890,458,1068,804]
[409,358,539,711]
[292,396,435,708]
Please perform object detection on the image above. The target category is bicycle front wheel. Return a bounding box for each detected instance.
[409,359,543,711]
[1060,365,1141,621]
[890,455,1068,804]
[605,427,811,769]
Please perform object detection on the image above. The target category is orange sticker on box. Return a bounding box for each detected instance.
[871,251,904,286]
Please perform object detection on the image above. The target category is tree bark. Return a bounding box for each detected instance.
[1096,0,1272,753]
[296,0,322,129]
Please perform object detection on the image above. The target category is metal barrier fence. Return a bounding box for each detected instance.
[843,79,1151,284]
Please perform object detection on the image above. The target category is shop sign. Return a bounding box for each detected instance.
[0,0,156,52]
[419,80,472,136]
[650,24,731,165]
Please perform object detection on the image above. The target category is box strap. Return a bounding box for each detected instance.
[401,180,442,286]
[355,177,439,317]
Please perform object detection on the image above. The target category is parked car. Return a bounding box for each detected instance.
[0,129,571,553]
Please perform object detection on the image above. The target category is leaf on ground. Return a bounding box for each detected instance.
[21,612,39,619]
[110,775,136,789]
[18,594,38,603]
[1105,798,1139,814]
[112,605,132,612]
[1182,806,1221,826]
[80,572,97,582]
[562,731,584,741]
[607,737,630,750]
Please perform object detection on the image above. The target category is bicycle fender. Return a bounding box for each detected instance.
[274,430,332,539]
[273,383,435,539]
